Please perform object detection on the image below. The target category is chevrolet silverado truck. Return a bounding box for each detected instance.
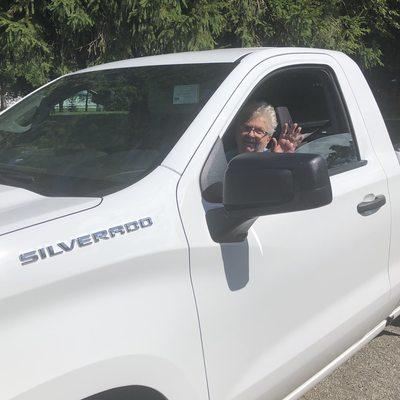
[1,47,400,400]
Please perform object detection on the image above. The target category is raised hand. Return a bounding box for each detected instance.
[271,123,303,153]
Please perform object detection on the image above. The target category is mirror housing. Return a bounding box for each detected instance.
[206,152,332,243]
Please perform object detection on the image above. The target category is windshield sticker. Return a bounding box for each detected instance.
[173,84,199,104]
[18,217,153,266]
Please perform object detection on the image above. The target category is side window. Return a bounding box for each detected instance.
[34,87,132,156]
[223,65,360,172]
[52,90,104,114]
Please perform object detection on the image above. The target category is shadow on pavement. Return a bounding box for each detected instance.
[379,330,400,338]
[391,316,400,327]
[377,316,400,337]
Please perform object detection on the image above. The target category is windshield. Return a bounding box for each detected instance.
[0,63,234,197]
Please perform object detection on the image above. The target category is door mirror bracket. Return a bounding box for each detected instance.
[206,207,257,243]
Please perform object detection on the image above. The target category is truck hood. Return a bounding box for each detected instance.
[0,184,102,236]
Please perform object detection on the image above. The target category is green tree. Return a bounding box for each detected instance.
[0,0,399,109]
[222,0,400,69]
[0,0,51,109]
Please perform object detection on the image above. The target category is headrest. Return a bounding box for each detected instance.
[266,106,293,150]
[275,106,293,133]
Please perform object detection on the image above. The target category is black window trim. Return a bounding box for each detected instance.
[329,159,368,176]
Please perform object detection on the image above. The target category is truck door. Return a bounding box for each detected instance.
[336,55,400,312]
[177,54,392,400]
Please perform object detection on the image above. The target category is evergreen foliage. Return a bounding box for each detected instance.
[1,0,399,109]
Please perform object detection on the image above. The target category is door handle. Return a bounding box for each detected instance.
[357,194,386,216]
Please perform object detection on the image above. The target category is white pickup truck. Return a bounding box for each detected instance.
[1,47,400,400]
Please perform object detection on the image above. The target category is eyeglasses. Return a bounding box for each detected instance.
[241,124,270,137]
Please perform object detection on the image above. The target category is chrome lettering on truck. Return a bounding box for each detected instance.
[19,217,153,266]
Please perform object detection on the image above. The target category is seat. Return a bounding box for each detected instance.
[266,106,293,149]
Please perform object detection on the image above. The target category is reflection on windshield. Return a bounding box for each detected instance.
[0,63,235,197]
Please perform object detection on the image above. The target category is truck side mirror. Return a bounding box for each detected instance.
[206,152,332,243]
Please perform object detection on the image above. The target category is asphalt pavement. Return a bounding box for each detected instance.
[301,317,400,400]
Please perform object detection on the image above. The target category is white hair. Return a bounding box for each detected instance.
[249,103,278,135]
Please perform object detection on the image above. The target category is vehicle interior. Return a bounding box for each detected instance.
[0,63,234,197]
[201,65,361,203]
[222,65,360,170]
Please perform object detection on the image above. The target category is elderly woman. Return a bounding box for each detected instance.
[234,102,303,154]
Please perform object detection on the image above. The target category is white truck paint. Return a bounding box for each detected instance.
[0,48,399,400]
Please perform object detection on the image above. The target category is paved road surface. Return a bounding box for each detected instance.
[301,317,400,400]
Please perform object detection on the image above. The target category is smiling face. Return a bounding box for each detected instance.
[235,115,273,153]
